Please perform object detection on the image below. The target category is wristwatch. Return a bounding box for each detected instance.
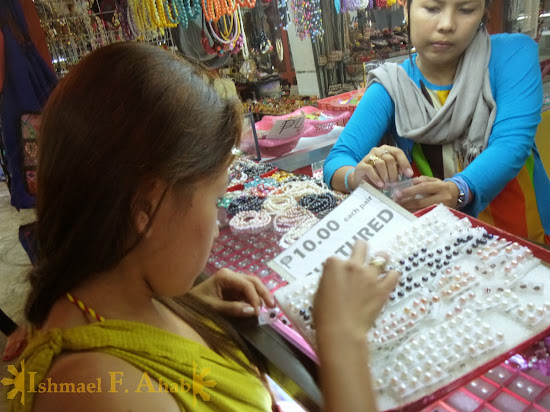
[456,191,466,209]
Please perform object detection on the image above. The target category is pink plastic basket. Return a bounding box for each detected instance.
[256,106,351,139]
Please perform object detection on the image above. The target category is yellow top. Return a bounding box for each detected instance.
[7,319,272,411]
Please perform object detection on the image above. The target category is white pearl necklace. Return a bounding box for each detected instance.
[279,215,319,248]
[280,180,327,201]
[273,206,316,233]
[229,210,272,234]
[262,194,297,215]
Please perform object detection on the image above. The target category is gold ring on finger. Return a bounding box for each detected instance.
[367,155,381,166]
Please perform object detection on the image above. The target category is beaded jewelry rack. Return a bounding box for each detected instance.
[274,204,550,411]
[34,0,177,78]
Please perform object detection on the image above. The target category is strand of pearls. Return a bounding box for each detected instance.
[280,180,327,201]
[262,194,297,215]
[230,210,272,234]
[273,206,316,233]
[279,216,319,249]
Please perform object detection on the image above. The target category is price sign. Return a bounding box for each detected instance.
[265,112,306,140]
[268,182,416,282]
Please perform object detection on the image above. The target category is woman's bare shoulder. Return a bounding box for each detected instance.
[32,351,181,412]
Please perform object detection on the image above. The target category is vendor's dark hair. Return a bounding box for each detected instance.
[24,42,268,380]
[406,0,493,54]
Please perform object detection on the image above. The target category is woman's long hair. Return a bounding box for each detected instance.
[24,42,267,379]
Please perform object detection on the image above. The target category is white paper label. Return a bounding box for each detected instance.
[268,183,416,282]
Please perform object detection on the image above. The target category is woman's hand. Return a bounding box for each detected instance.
[353,145,413,190]
[189,269,276,317]
[2,326,28,362]
[393,176,459,212]
[313,241,399,342]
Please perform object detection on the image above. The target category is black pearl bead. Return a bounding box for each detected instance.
[390,294,396,300]
[414,282,421,288]
[446,254,452,260]
[453,250,459,256]
[406,285,412,291]
[436,264,443,269]
[304,315,310,321]
[443,261,449,266]
[421,248,427,253]
[398,291,405,297]
[399,259,406,265]
[413,261,419,267]
[428,253,434,258]
[270,312,276,319]
[467,235,473,241]
[445,245,451,251]
[413,252,419,257]
[435,258,441,263]
[406,276,413,282]
[430,271,437,277]
[420,257,426,262]
[427,262,434,267]
[405,266,411,271]
[466,249,473,254]
[422,276,429,282]
[488,234,494,239]
[408,256,414,262]
[299,309,306,315]
[437,249,443,254]
[399,281,405,287]
[454,242,460,247]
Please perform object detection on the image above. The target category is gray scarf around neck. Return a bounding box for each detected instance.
[366,28,497,170]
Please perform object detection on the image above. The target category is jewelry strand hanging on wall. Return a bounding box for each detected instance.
[278,0,290,30]
[290,0,324,41]
[340,0,362,12]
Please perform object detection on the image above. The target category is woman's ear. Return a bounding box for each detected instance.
[132,179,167,237]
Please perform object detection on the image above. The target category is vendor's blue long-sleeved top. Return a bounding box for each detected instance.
[324,33,550,244]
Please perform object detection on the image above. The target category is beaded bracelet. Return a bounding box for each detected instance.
[229,210,272,234]
[344,168,355,193]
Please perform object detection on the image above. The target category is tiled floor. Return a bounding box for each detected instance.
[0,182,35,412]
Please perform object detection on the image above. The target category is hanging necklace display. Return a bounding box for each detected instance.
[290,0,324,41]
[276,38,283,61]
[277,0,290,30]
[249,0,272,54]
[360,0,374,9]
[163,0,201,28]
[238,6,250,59]
[341,0,361,12]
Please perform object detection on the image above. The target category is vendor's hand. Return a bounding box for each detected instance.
[313,241,399,342]
[3,326,28,362]
[394,176,459,212]
[189,269,276,317]
[354,145,413,190]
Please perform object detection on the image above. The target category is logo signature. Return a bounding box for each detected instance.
[2,360,216,407]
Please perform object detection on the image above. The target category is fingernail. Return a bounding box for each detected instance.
[406,168,413,177]
[256,306,261,314]
[377,181,384,188]
[394,190,402,199]
[242,306,255,314]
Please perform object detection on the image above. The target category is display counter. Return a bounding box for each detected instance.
[203,158,550,412]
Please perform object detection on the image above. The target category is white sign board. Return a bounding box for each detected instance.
[268,182,416,282]
[265,112,306,140]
